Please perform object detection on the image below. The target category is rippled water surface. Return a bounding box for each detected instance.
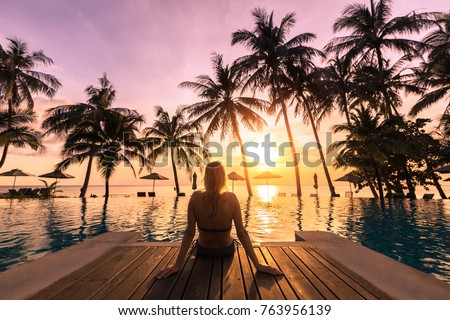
[1,196,449,282]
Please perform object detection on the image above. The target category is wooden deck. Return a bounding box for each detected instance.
[29,244,391,300]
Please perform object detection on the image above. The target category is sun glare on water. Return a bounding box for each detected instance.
[256,184,278,202]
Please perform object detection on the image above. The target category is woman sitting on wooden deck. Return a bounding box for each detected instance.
[157,161,282,279]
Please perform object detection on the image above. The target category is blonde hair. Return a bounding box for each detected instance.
[203,161,227,216]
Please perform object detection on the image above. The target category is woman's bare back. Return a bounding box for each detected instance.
[190,191,237,248]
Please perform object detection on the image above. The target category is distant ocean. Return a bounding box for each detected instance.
[1,183,449,199]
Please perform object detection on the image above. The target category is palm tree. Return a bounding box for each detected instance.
[42,74,116,197]
[0,37,60,167]
[286,65,339,197]
[58,109,145,199]
[144,106,209,195]
[179,53,268,196]
[0,108,45,166]
[410,12,450,120]
[325,0,434,117]
[232,7,323,197]
[330,107,408,201]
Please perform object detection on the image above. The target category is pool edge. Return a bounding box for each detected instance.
[294,231,450,300]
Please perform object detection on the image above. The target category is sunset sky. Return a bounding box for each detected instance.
[0,0,448,189]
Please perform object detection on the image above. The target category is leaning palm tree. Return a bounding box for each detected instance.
[286,65,339,197]
[42,74,116,197]
[180,53,268,196]
[58,109,145,199]
[0,108,45,166]
[144,106,209,195]
[0,37,60,167]
[232,7,323,197]
[325,0,434,117]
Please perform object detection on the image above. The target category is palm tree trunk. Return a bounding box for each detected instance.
[0,143,9,168]
[0,100,14,168]
[362,169,379,198]
[235,131,253,196]
[171,148,180,195]
[341,94,351,125]
[425,158,447,199]
[105,177,110,199]
[280,99,302,197]
[304,101,338,197]
[79,154,94,198]
[402,164,416,199]
[374,164,384,202]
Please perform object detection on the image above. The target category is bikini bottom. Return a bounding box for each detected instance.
[196,240,236,258]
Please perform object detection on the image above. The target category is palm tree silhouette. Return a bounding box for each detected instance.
[144,106,209,196]
[42,74,117,197]
[180,53,268,196]
[57,109,145,199]
[330,107,409,201]
[0,108,45,165]
[325,0,434,117]
[232,7,323,197]
[0,37,60,167]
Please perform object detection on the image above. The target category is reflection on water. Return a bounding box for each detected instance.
[0,195,449,282]
[256,185,277,202]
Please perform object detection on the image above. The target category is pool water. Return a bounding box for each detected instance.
[0,196,449,282]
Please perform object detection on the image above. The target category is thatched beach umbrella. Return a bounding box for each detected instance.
[39,169,75,184]
[140,172,169,193]
[0,168,35,189]
[335,173,363,193]
[254,171,282,196]
[227,171,245,192]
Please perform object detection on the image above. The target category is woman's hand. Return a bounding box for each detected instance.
[255,263,283,275]
[156,264,181,279]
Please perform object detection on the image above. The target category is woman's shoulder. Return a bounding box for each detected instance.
[221,191,238,201]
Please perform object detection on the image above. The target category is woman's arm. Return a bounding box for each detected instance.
[157,195,197,279]
[232,194,283,275]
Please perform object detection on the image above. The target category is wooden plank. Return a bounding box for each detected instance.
[29,246,133,299]
[307,247,391,300]
[52,246,148,299]
[252,248,285,300]
[237,247,260,300]
[182,256,213,300]
[167,248,198,300]
[95,247,171,300]
[290,247,363,300]
[222,253,246,300]
[267,247,323,300]
[142,247,181,300]
[208,258,222,300]
[260,247,297,300]
[130,247,178,299]
[283,247,337,300]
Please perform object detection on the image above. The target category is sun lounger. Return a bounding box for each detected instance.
[423,193,434,199]
[278,192,286,197]
[148,192,156,197]
[310,193,318,197]
[137,192,146,197]
[177,192,186,197]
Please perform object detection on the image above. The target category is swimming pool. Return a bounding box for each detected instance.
[0,196,449,282]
